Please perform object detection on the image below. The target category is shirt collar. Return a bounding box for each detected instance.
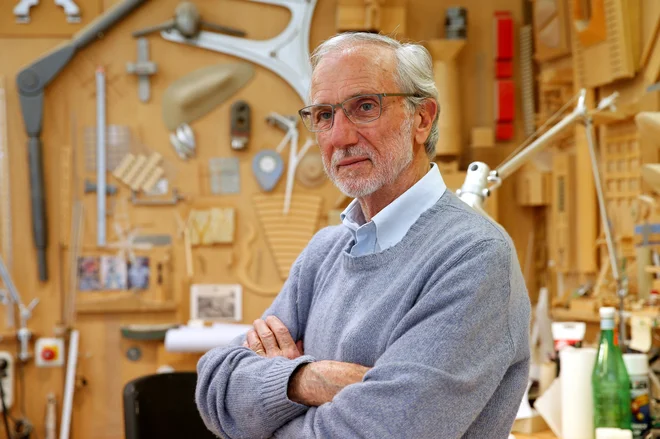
[340,163,447,246]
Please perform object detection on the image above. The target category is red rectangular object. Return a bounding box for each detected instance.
[495,80,515,122]
[496,60,513,78]
[496,122,514,140]
[494,11,514,60]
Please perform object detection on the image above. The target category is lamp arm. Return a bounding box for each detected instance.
[495,90,588,181]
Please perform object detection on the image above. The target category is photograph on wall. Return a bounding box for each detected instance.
[190,284,242,322]
[127,256,150,290]
[100,255,127,290]
[78,256,101,291]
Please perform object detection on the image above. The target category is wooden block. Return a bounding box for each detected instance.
[130,152,162,191]
[188,208,235,245]
[569,297,597,313]
[471,127,494,148]
[112,153,136,182]
[532,0,572,62]
[122,154,147,187]
[574,0,607,47]
[141,167,165,193]
[515,165,550,206]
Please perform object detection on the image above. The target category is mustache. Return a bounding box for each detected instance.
[330,146,373,167]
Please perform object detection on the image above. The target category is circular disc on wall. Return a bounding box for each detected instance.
[296,151,326,188]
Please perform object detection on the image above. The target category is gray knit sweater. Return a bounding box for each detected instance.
[196,191,531,439]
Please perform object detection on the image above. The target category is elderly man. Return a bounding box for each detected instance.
[195,32,531,439]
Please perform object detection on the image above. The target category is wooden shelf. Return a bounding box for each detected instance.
[550,308,600,323]
[76,295,177,314]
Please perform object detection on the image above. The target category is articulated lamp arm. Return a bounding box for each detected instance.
[457,88,630,346]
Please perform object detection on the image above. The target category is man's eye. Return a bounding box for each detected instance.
[317,111,332,121]
[359,103,374,111]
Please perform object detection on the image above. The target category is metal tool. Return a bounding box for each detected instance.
[132,1,246,39]
[266,112,314,214]
[55,0,81,22]
[160,0,317,104]
[133,235,172,246]
[13,0,81,23]
[84,179,117,195]
[0,254,38,362]
[169,124,195,160]
[130,188,184,206]
[15,0,148,281]
[126,38,157,103]
[96,68,107,247]
[13,0,38,23]
[230,100,251,150]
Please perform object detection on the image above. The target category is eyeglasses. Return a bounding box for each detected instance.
[298,93,417,132]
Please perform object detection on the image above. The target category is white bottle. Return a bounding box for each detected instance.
[623,353,651,439]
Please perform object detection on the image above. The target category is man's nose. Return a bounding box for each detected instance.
[329,109,359,149]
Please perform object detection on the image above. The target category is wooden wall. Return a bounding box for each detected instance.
[0,0,533,437]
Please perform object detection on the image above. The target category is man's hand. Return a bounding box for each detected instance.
[243,316,304,360]
[287,361,371,407]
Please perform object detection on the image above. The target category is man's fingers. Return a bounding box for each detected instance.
[265,316,296,356]
[253,319,278,352]
[296,340,304,354]
[246,329,265,355]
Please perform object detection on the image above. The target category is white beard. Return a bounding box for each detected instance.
[323,118,414,198]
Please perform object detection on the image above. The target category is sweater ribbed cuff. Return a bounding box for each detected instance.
[261,355,315,424]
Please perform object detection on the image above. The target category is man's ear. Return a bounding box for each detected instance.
[414,99,438,145]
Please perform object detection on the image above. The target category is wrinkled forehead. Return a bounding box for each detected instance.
[310,45,397,104]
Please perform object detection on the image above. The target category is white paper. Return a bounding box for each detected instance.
[534,376,562,437]
[630,315,653,353]
[560,347,597,439]
[164,323,252,352]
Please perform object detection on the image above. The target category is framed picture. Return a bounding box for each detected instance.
[127,256,150,290]
[100,255,127,290]
[78,256,101,291]
[190,284,242,322]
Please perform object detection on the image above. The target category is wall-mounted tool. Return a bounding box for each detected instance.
[265,112,315,214]
[132,1,246,39]
[84,179,117,195]
[160,0,316,104]
[209,157,240,194]
[230,100,251,150]
[96,67,107,248]
[188,208,235,245]
[162,63,254,159]
[252,150,283,192]
[13,0,81,23]
[296,149,325,188]
[130,188,184,206]
[15,0,149,281]
[84,124,130,172]
[113,152,164,193]
[126,38,157,103]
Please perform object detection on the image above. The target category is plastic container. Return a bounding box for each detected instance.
[623,353,651,439]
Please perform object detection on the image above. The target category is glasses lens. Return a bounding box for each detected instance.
[300,105,334,132]
[344,95,381,123]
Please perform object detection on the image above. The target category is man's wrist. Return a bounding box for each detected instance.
[288,362,312,405]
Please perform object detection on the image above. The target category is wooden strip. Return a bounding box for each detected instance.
[640,16,660,68]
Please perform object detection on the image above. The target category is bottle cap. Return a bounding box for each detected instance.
[599,307,616,319]
[623,353,648,376]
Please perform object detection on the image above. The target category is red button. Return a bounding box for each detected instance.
[42,348,55,361]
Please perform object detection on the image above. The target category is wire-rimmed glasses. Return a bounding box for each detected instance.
[298,93,417,132]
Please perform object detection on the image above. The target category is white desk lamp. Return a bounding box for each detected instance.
[457,89,629,347]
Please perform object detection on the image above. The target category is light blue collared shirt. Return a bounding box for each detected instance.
[340,162,447,256]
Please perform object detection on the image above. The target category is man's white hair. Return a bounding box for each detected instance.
[310,32,440,159]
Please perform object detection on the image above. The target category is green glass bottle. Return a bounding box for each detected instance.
[592,307,633,431]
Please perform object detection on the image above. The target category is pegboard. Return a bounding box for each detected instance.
[0,0,533,437]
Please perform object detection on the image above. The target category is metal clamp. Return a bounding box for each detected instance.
[130,188,185,206]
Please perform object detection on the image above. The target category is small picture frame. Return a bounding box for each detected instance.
[100,255,127,290]
[190,284,242,322]
[78,256,101,291]
[127,256,150,290]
